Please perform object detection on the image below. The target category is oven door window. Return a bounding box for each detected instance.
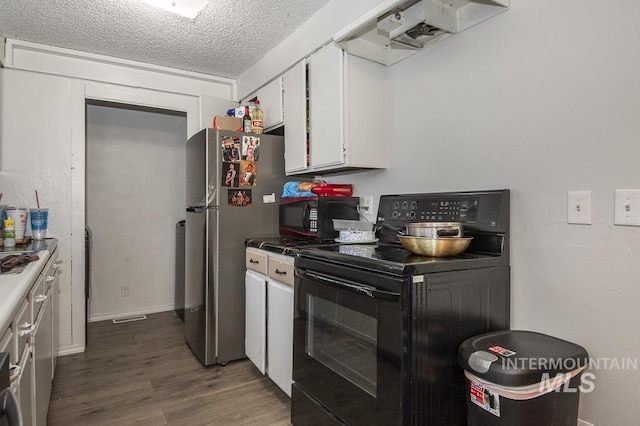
[294,269,403,426]
[307,293,377,396]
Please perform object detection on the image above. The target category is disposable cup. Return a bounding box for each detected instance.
[6,208,28,230]
[29,208,48,240]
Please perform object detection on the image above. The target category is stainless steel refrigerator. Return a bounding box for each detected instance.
[185,128,285,366]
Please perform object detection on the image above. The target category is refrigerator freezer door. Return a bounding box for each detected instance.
[186,130,207,208]
[186,129,220,208]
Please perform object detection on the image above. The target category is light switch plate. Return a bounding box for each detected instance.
[567,191,592,224]
[614,189,640,226]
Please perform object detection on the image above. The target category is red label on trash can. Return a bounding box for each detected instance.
[470,380,500,417]
[488,345,516,357]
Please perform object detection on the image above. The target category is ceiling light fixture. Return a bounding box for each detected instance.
[142,0,209,19]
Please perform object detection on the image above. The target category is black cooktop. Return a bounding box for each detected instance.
[297,243,503,276]
[296,190,510,277]
[245,236,338,256]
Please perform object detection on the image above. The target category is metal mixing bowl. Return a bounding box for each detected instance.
[398,236,473,257]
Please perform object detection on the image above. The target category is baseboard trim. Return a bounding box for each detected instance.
[88,305,176,323]
[58,344,85,356]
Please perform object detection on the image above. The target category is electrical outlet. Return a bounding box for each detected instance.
[360,195,374,218]
[614,189,640,226]
[567,191,592,224]
[121,285,130,297]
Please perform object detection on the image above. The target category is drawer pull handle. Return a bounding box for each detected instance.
[34,294,48,303]
[18,323,35,337]
[249,259,260,264]
[9,365,21,382]
[275,269,287,275]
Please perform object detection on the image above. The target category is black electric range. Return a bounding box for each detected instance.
[291,190,511,426]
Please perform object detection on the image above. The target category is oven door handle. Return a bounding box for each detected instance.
[302,270,400,300]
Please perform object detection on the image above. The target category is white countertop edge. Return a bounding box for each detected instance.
[0,250,52,333]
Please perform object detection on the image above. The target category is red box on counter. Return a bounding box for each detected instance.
[311,183,353,197]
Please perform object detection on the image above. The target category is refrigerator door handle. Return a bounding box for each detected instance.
[187,206,219,213]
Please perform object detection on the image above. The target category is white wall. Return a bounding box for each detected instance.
[86,104,187,321]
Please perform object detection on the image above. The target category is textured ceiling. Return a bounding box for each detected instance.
[0,0,332,79]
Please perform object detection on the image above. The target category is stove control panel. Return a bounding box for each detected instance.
[387,198,479,222]
[376,190,509,235]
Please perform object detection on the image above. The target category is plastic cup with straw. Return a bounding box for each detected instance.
[30,190,49,240]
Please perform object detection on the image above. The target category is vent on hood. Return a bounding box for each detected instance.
[333,0,510,66]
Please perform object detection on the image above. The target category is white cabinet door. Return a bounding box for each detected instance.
[0,67,2,168]
[17,347,33,426]
[283,61,308,174]
[258,77,284,131]
[33,293,52,426]
[308,44,345,169]
[51,256,62,377]
[245,270,267,374]
[267,279,294,397]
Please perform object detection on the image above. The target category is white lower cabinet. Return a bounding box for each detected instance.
[245,248,294,397]
[51,258,62,377]
[17,346,33,426]
[33,293,52,426]
[267,279,293,397]
[245,270,267,374]
[2,246,60,426]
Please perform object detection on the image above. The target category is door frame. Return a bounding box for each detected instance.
[70,82,199,349]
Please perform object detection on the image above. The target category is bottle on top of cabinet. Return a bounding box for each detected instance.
[251,100,264,134]
[242,106,252,133]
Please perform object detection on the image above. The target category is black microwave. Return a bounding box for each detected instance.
[279,196,360,241]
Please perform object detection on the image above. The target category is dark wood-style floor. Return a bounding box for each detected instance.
[48,311,291,425]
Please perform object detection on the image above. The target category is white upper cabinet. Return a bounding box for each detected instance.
[308,44,344,170]
[282,61,308,174]
[242,77,285,132]
[259,77,284,131]
[283,43,387,176]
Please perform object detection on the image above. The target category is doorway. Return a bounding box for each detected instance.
[85,101,187,325]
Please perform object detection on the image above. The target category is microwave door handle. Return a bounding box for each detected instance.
[302,270,400,301]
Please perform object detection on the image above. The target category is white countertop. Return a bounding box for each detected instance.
[0,250,51,332]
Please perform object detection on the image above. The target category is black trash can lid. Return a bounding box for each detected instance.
[457,330,589,387]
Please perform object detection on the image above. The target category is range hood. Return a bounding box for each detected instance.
[333,0,510,66]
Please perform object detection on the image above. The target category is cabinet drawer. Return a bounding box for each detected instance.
[268,258,294,287]
[246,248,268,275]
